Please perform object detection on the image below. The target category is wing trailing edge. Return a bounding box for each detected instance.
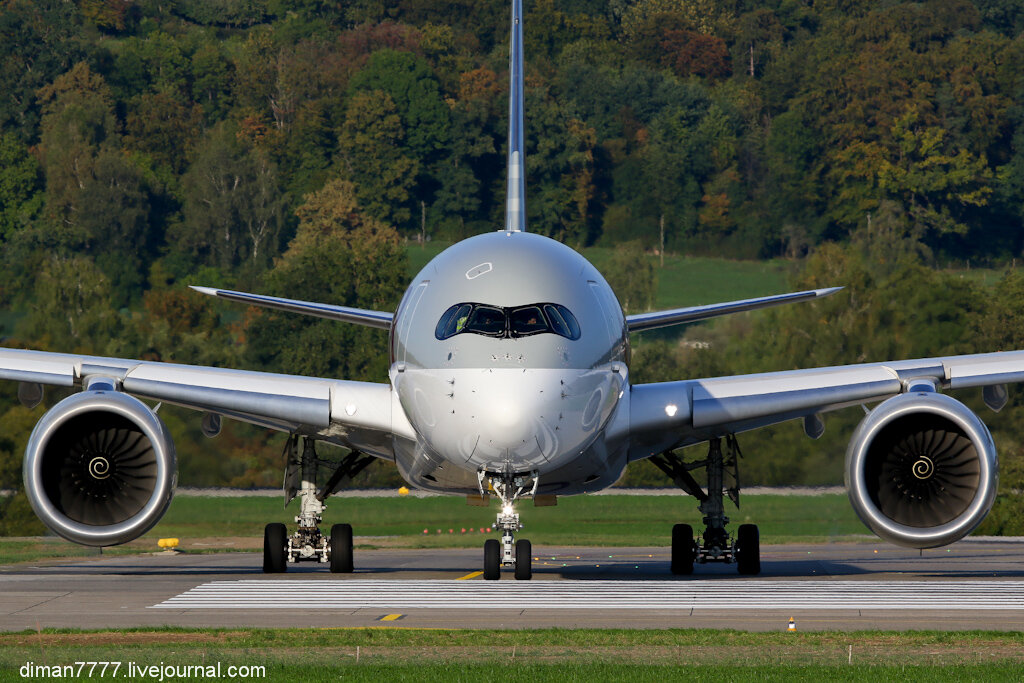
[190,286,393,330]
[625,287,842,333]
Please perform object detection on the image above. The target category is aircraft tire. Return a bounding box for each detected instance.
[263,523,287,573]
[736,523,761,575]
[671,523,695,575]
[514,539,532,580]
[483,539,501,580]
[330,523,354,573]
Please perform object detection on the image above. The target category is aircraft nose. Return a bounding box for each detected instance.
[480,393,533,449]
[457,368,622,470]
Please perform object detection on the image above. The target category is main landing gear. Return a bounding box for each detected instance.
[479,467,537,580]
[263,435,374,573]
[650,434,761,576]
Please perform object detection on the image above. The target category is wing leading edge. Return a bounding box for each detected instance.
[0,347,408,458]
[190,286,393,330]
[626,287,842,333]
[628,350,1024,459]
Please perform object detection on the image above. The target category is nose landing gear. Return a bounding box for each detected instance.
[479,468,537,580]
[651,435,761,576]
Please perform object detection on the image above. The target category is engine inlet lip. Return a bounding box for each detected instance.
[846,392,998,549]
[23,391,176,547]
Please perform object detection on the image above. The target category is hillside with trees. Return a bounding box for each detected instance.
[2,0,1024,533]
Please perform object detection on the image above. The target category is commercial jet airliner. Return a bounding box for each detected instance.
[3,1,1015,579]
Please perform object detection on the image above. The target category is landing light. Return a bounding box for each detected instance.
[502,504,514,516]
[665,404,678,417]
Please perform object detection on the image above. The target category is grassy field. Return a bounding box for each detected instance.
[146,493,864,545]
[1,628,1022,681]
[0,493,868,564]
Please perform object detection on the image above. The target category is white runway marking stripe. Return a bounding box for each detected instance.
[151,580,1024,610]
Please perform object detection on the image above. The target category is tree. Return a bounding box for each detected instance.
[124,92,204,173]
[525,93,599,245]
[0,0,85,136]
[76,150,154,307]
[348,49,450,161]
[429,67,502,240]
[191,38,235,120]
[0,133,43,244]
[636,104,711,260]
[246,178,406,381]
[834,107,994,240]
[17,255,119,354]
[602,240,655,313]
[36,63,119,244]
[109,32,190,100]
[172,124,286,281]
[336,90,420,229]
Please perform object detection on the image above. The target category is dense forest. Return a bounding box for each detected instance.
[3,0,1024,534]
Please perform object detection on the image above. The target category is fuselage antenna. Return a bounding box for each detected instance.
[504,0,526,233]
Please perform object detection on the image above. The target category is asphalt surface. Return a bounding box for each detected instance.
[3,540,1024,632]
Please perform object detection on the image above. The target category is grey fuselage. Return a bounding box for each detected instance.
[388,231,632,496]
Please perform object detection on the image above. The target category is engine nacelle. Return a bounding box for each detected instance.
[845,392,997,549]
[23,390,176,547]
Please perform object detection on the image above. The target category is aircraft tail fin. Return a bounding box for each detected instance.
[504,0,526,233]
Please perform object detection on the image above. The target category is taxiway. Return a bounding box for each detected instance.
[3,540,1024,632]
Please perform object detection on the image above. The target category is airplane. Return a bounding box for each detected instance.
[1,0,1013,580]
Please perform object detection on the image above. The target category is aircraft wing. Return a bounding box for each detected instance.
[625,287,842,333]
[190,286,393,330]
[628,350,1024,458]
[0,347,407,458]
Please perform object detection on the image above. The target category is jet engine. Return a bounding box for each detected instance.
[845,392,997,549]
[23,390,176,546]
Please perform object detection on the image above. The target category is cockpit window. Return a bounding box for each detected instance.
[465,305,505,336]
[509,306,547,337]
[435,303,581,341]
[435,303,472,339]
[544,304,574,339]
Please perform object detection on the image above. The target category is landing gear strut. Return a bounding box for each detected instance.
[651,434,760,575]
[479,467,536,580]
[262,435,374,573]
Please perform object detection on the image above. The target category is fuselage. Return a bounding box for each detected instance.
[388,231,632,495]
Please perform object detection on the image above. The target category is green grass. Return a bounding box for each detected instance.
[145,493,865,547]
[583,248,793,310]
[0,494,868,564]
[406,240,449,279]
[939,266,1004,288]
[3,663,1019,683]
[1,628,1022,681]
[0,538,141,564]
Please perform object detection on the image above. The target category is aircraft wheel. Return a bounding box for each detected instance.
[671,523,695,575]
[263,523,287,573]
[736,523,761,575]
[330,523,354,573]
[483,539,501,580]
[514,539,532,580]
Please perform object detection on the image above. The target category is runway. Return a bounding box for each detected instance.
[4,540,1024,631]
[155,579,1024,610]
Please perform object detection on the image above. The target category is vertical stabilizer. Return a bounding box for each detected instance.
[504,0,526,232]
